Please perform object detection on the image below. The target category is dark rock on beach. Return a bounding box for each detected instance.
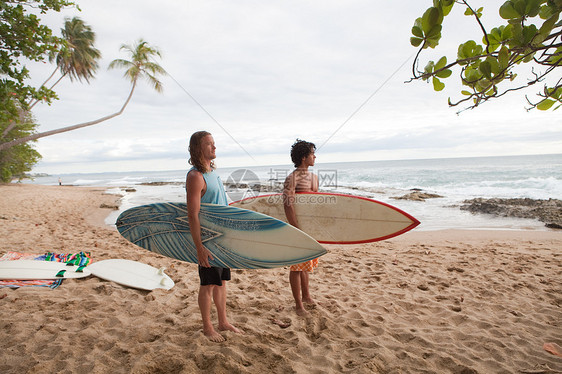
[391,191,444,201]
[460,198,562,229]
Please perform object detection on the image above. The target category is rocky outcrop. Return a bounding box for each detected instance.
[391,191,444,201]
[460,198,562,229]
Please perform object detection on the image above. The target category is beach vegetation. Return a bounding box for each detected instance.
[0,110,42,183]
[0,1,166,182]
[409,0,561,112]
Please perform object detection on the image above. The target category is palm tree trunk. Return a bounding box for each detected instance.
[0,80,137,152]
[3,72,67,140]
[26,68,60,110]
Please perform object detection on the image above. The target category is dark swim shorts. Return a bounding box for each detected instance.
[198,266,231,286]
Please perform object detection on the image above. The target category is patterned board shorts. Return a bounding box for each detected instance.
[290,258,319,272]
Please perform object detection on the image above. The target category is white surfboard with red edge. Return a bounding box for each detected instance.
[230,192,420,244]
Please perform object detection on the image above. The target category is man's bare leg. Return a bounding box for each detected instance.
[214,282,243,334]
[300,271,315,306]
[290,270,308,316]
[198,285,225,342]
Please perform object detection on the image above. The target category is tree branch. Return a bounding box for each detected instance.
[0,80,137,152]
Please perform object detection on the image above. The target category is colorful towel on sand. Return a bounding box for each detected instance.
[0,251,91,289]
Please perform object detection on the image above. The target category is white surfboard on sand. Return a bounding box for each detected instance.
[0,260,91,280]
[231,192,420,244]
[88,259,175,291]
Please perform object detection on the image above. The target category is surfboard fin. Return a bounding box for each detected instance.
[157,267,166,276]
[55,270,66,277]
[160,278,168,286]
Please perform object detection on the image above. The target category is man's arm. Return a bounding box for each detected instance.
[186,170,214,267]
[283,173,299,228]
[312,173,319,192]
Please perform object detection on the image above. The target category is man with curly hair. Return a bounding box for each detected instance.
[186,131,243,342]
[283,139,319,316]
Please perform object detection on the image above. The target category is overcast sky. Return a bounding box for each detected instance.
[27,0,561,174]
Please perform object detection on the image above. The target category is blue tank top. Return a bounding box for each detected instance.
[188,168,227,206]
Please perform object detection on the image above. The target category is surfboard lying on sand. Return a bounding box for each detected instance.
[0,260,91,280]
[89,259,174,291]
[230,192,420,244]
[115,202,327,269]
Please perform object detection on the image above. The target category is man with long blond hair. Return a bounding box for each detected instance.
[186,131,243,342]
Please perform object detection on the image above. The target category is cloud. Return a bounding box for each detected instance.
[25,0,562,174]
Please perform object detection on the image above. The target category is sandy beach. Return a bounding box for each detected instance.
[0,184,560,374]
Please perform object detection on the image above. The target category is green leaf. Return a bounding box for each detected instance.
[461,90,472,96]
[522,25,538,44]
[465,67,482,82]
[424,61,435,75]
[412,25,424,38]
[435,56,447,70]
[522,50,536,62]
[410,37,424,47]
[513,0,526,16]
[476,78,491,92]
[441,0,454,16]
[498,45,509,68]
[436,68,452,78]
[502,24,514,40]
[458,40,483,60]
[479,60,492,79]
[537,99,555,110]
[551,87,562,100]
[539,3,557,19]
[432,76,445,91]
[500,2,520,19]
[526,0,541,17]
[422,7,441,34]
[539,15,558,38]
[427,24,442,38]
[486,56,501,76]
[425,37,440,49]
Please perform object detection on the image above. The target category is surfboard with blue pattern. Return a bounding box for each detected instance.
[115,202,327,269]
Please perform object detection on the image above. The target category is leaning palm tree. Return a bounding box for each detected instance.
[0,39,166,152]
[108,39,166,110]
[3,17,101,140]
[28,17,101,110]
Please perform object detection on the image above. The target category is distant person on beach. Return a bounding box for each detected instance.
[283,139,319,316]
[58,178,62,186]
[186,130,243,342]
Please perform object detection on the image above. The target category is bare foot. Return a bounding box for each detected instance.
[204,329,225,343]
[544,342,562,357]
[295,306,309,317]
[219,322,244,334]
[271,318,291,328]
[303,298,316,309]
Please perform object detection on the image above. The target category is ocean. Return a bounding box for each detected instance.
[23,154,562,231]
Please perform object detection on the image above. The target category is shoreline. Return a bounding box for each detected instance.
[1,184,561,373]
